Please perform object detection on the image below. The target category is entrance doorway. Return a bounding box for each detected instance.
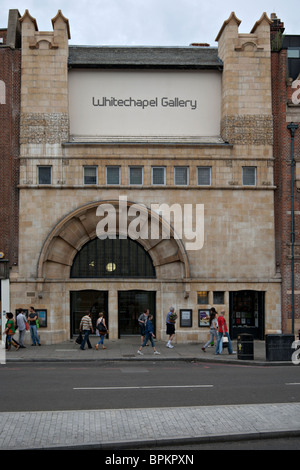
[118,290,156,337]
[70,290,108,336]
[229,290,265,340]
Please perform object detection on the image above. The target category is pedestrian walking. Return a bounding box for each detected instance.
[16,308,27,348]
[166,307,177,348]
[138,309,149,345]
[4,312,19,351]
[79,311,93,350]
[28,306,41,346]
[95,312,107,350]
[202,309,218,352]
[215,310,235,355]
[137,315,160,355]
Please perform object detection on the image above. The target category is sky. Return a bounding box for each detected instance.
[0,0,299,47]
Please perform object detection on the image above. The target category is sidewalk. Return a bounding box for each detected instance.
[2,336,297,365]
[1,337,300,450]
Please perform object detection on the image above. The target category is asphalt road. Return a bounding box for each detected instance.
[1,360,300,412]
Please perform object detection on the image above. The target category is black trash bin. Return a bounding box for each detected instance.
[265,334,294,361]
[237,333,254,360]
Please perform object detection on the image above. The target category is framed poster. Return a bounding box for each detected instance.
[180,309,192,327]
[35,309,47,328]
[198,309,210,327]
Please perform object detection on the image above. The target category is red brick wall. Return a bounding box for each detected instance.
[272,47,300,333]
[0,47,21,266]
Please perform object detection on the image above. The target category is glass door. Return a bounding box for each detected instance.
[118,290,156,337]
[70,290,108,336]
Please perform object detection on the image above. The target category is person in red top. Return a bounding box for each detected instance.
[215,310,234,355]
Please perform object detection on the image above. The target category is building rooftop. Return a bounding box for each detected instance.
[68,45,223,70]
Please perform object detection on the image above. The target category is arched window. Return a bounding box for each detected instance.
[70,236,156,278]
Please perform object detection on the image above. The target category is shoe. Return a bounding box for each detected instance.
[16,346,20,351]
[102,346,106,349]
[202,347,206,352]
[95,344,99,350]
[31,344,36,346]
[154,351,160,355]
[137,350,143,355]
[166,344,174,348]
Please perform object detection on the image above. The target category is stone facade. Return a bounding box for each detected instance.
[8,10,283,344]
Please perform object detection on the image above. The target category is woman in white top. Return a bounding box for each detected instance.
[95,312,107,350]
[202,309,218,352]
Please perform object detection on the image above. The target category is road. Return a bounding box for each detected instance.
[1,360,300,411]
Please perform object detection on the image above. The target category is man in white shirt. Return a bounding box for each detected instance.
[16,308,27,348]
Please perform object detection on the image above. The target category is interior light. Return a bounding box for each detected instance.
[106,262,116,272]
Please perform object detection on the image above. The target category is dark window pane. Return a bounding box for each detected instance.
[71,236,156,278]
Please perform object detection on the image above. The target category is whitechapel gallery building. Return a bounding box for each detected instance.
[12,10,281,344]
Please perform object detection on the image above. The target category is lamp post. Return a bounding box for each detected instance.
[287,122,298,335]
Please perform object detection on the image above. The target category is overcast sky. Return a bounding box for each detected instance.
[0,0,298,47]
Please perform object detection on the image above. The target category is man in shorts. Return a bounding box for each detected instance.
[166,307,177,348]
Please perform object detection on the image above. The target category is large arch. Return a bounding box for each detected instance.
[37,200,190,281]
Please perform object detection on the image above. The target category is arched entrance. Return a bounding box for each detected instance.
[37,200,190,340]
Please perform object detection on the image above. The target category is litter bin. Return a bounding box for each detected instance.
[237,333,254,360]
[265,334,294,361]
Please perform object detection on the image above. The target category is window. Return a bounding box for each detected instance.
[197,291,209,304]
[174,167,188,185]
[213,291,225,304]
[71,236,156,278]
[38,166,52,185]
[129,166,143,185]
[106,166,120,185]
[152,167,166,185]
[83,166,97,185]
[287,48,300,58]
[242,167,256,186]
[197,167,211,186]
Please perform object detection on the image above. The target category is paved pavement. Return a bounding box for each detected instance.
[1,336,300,450]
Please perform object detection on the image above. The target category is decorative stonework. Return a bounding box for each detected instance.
[20,113,69,144]
[221,115,273,145]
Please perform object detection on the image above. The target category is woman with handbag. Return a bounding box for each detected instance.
[95,312,107,350]
[202,309,218,352]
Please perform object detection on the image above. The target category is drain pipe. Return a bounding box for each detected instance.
[287,122,298,336]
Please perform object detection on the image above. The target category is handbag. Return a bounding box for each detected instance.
[25,321,29,331]
[76,332,83,344]
[96,320,107,335]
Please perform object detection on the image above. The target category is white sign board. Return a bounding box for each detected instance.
[68,69,221,140]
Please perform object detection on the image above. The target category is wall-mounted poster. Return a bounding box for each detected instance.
[35,310,47,328]
[180,309,192,327]
[198,309,210,327]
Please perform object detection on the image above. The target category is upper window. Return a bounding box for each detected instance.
[129,166,143,185]
[174,167,189,186]
[152,167,166,185]
[83,166,97,185]
[197,167,211,186]
[38,166,52,185]
[106,166,120,185]
[242,167,256,186]
[71,236,156,278]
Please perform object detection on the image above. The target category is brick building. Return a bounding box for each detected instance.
[271,14,300,335]
[0,10,21,332]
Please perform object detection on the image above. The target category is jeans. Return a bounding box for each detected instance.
[80,330,92,350]
[216,332,233,354]
[29,325,40,345]
[203,328,218,349]
[97,334,105,346]
[142,333,155,348]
